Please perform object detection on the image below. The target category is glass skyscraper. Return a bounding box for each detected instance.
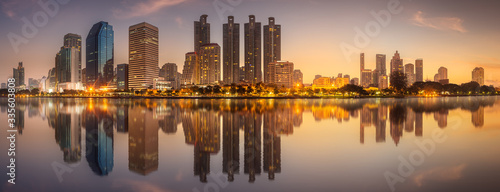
[86,21,114,89]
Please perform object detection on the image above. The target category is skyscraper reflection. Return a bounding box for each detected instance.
[85,102,114,176]
[128,103,159,175]
[244,112,261,182]
[222,111,240,182]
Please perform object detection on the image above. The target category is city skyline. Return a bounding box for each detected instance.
[1,0,500,86]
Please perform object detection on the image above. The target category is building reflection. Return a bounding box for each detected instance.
[7,96,500,183]
[85,101,114,176]
[128,102,159,175]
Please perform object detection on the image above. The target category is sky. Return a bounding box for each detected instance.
[0,0,499,86]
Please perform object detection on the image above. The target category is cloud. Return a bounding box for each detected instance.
[412,164,467,187]
[113,0,187,19]
[1,0,37,19]
[412,11,467,33]
[175,16,184,28]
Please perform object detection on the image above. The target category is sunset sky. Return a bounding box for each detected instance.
[1,0,499,86]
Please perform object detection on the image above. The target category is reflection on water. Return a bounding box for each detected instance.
[0,97,497,190]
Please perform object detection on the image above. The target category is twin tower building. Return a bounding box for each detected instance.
[183,15,286,87]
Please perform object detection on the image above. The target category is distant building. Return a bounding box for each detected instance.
[117,64,129,90]
[263,17,281,84]
[160,63,179,89]
[223,16,240,85]
[194,14,210,52]
[313,77,332,89]
[343,74,351,82]
[314,75,322,80]
[351,78,359,86]
[129,22,159,89]
[293,69,303,87]
[361,70,373,88]
[472,67,484,86]
[13,62,25,88]
[415,59,423,82]
[245,15,262,84]
[438,67,447,80]
[239,66,245,82]
[198,43,221,85]
[390,51,403,74]
[335,78,349,88]
[153,77,172,90]
[181,52,198,85]
[1,83,6,89]
[378,75,388,90]
[405,63,415,86]
[376,54,387,76]
[268,61,294,88]
[86,21,114,89]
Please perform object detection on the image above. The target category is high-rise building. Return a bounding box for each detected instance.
[405,63,415,86]
[344,74,351,82]
[378,75,388,90]
[57,47,81,89]
[198,43,221,85]
[81,68,86,87]
[361,70,373,88]
[415,59,423,82]
[263,17,281,84]
[117,64,129,90]
[438,67,447,80]
[390,51,403,74]
[128,22,159,89]
[360,53,365,72]
[293,69,303,86]
[223,16,240,85]
[268,61,294,88]
[86,21,114,89]
[376,54,386,76]
[13,62,25,88]
[244,15,262,84]
[194,15,210,52]
[160,63,178,89]
[351,78,359,86]
[472,67,484,86]
[181,52,198,85]
[239,66,245,82]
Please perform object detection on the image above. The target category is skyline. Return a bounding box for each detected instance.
[1,0,500,86]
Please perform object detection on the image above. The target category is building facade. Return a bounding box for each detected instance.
[472,67,484,86]
[263,17,281,84]
[198,43,221,85]
[223,16,240,84]
[128,22,159,89]
[268,61,294,88]
[86,21,114,89]
[415,59,423,82]
[117,64,129,90]
[244,15,262,84]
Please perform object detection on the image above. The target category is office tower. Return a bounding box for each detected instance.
[472,67,485,86]
[268,61,294,88]
[223,16,240,84]
[13,62,25,87]
[372,69,380,87]
[57,46,81,85]
[415,59,423,82]
[351,78,359,86]
[344,74,351,82]
[198,43,221,85]
[360,53,365,73]
[434,74,440,82]
[81,68,86,87]
[160,63,177,81]
[239,66,245,82]
[378,75,388,90]
[390,51,403,74]
[438,67,447,80]
[245,15,262,84]
[181,52,198,85]
[195,14,210,51]
[129,22,159,89]
[293,69,303,86]
[86,21,114,89]
[405,63,415,86]
[117,64,129,90]
[376,54,387,76]
[263,17,281,83]
[361,70,373,87]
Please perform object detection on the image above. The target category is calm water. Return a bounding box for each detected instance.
[1,97,500,192]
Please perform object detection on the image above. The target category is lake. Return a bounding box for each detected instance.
[1,97,500,192]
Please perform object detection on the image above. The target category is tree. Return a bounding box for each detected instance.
[30,88,40,95]
[460,81,480,95]
[443,84,460,95]
[390,71,407,94]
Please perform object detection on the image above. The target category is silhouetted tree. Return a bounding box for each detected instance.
[390,72,407,94]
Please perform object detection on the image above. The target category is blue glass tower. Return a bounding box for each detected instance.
[86,21,114,89]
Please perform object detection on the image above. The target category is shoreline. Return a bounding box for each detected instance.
[1,95,497,100]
